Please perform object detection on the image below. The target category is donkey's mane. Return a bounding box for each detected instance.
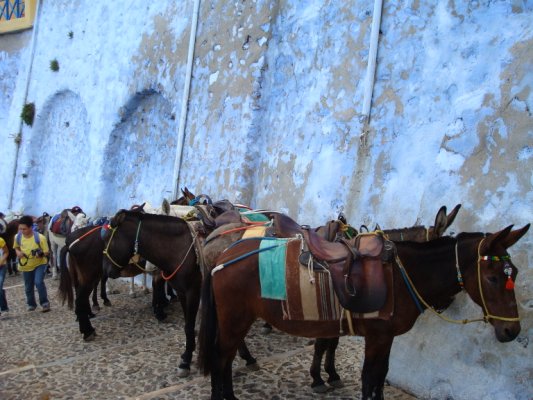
[123,209,188,235]
[385,225,427,235]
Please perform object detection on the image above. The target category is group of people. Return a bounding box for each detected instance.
[0,214,52,316]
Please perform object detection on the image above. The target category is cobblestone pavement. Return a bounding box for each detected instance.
[0,272,418,400]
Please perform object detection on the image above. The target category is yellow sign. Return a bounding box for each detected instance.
[0,1,36,34]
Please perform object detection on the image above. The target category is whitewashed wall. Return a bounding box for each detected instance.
[0,1,531,399]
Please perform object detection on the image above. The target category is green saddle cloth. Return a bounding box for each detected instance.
[237,207,270,222]
[258,238,287,300]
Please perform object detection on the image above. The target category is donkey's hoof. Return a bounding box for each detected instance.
[177,367,190,377]
[103,300,112,307]
[92,305,101,312]
[83,331,96,342]
[328,379,344,389]
[245,362,260,372]
[312,384,330,393]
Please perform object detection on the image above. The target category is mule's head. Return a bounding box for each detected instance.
[171,187,196,205]
[101,210,141,279]
[461,224,529,342]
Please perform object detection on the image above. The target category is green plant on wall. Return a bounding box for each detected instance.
[21,103,35,126]
[50,59,60,72]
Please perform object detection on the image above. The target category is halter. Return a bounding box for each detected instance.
[476,238,519,323]
[395,237,520,325]
[102,221,148,272]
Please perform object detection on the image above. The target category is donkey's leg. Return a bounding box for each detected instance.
[129,277,136,298]
[222,359,238,400]
[361,334,394,400]
[237,340,258,370]
[151,275,168,321]
[176,287,201,377]
[100,275,112,306]
[75,285,96,341]
[52,243,60,280]
[89,282,100,318]
[310,338,328,392]
[90,281,99,315]
[324,337,343,388]
[142,272,150,294]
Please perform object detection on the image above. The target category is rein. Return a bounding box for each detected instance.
[394,238,520,325]
[161,230,198,281]
[68,225,101,249]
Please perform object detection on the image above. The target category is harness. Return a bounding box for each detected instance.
[394,237,519,325]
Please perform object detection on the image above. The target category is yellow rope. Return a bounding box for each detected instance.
[394,239,521,324]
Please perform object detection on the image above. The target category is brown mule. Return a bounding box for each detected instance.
[198,222,529,400]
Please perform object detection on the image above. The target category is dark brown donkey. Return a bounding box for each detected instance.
[100,209,257,378]
[309,204,461,391]
[57,221,170,341]
[198,218,529,400]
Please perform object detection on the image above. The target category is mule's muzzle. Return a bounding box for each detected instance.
[494,322,521,343]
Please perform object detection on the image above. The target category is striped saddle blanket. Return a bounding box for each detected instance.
[258,238,393,321]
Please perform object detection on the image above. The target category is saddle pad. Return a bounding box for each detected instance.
[283,239,342,321]
[238,208,270,222]
[242,225,267,239]
[51,218,63,234]
[258,238,288,300]
[169,205,197,218]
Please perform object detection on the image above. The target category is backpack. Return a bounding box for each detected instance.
[16,231,42,249]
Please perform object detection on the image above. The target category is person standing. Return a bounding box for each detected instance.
[13,215,51,312]
[0,235,9,315]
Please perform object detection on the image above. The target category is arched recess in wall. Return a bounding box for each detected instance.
[100,90,177,213]
[26,90,90,213]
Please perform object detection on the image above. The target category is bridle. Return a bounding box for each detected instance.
[395,237,520,325]
[474,238,519,323]
[102,220,148,272]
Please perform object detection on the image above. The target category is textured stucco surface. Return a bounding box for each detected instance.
[0,1,531,399]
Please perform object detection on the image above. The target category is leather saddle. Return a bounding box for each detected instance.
[270,213,392,313]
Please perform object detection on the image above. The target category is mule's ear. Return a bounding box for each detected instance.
[433,206,448,237]
[162,199,170,215]
[111,210,127,227]
[501,223,530,249]
[445,204,461,230]
[482,225,514,251]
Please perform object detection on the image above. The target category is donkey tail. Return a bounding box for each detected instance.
[58,245,74,309]
[198,271,218,376]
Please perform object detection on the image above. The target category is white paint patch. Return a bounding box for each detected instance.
[436,148,465,171]
[209,71,219,85]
